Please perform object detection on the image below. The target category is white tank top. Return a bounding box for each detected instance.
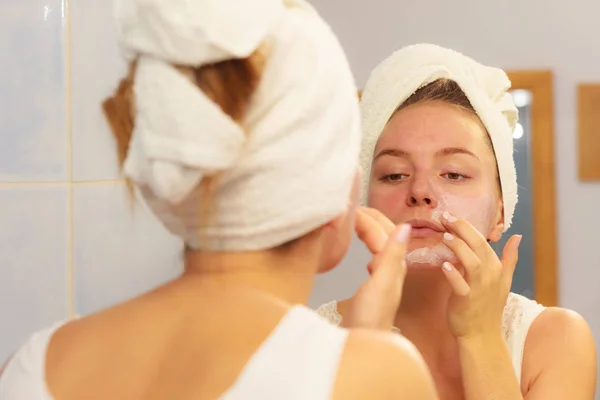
[0,306,349,400]
[316,292,545,384]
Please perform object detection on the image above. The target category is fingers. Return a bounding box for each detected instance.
[371,224,411,282]
[441,212,493,258]
[501,234,522,276]
[442,262,471,296]
[441,212,522,284]
[359,207,395,235]
[441,231,480,275]
[355,208,388,254]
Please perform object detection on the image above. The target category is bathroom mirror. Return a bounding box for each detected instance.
[500,70,557,306]
[490,89,536,300]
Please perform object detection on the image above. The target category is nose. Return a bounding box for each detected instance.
[406,175,438,208]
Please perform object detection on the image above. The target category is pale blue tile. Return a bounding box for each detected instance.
[0,0,68,182]
[0,187,69,361]
[70,0,128,181]
[73,184,183,315]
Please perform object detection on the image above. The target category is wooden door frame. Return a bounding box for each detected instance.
[506,70,558,306]
[358,71,558,306]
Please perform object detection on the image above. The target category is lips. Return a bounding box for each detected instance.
[406,219,444,238]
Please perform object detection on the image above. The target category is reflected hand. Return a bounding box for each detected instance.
[354,207,396,275]
[440,212,522,340]
[342,208,410,330]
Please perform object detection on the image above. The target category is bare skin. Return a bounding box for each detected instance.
[0,207,438,399]
[337,101,597,400]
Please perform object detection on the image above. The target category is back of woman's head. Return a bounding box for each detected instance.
[104,57,263,171]
[103,0,361,255]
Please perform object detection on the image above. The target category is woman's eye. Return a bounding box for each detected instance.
[443,172,466,181]
[381,173,408,182]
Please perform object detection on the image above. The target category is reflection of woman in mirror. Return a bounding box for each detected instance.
[318,44,597,399]
[0,3,440,399]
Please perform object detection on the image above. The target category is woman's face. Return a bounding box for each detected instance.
[368,101,504,267]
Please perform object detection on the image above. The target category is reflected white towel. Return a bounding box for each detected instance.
[360,44,518,230]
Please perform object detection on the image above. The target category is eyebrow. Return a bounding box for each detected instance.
[374,147,480,161]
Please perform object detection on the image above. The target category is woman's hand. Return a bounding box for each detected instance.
[440,211,522,341]
[341,207,410,330]
[353,207,397,274]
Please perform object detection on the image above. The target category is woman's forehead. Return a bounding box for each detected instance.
[375,102,489,156]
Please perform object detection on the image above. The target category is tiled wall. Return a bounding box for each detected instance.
[0,0,183,361]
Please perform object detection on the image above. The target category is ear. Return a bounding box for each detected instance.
[323,211,345,232]
[315,211,353,274]
[488,198,505,242]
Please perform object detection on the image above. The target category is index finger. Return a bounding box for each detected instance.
[355,208,388,254]
[441,212,493,257]
[360,207,395,235]
[373,223,411,282]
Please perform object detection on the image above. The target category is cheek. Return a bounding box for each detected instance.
[367,183,409,223]
[435,192,496,234]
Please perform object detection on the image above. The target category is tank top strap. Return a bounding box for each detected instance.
[221,305,349,399]
[0,320,68,400]
[502,293,546,384]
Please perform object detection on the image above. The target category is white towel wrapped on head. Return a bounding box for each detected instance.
[360,43,518,230]
[114,0,361,251]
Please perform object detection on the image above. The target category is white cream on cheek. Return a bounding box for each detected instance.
[406,188,496,266]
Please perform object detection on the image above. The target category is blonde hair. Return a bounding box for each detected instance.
[102,54,264,169]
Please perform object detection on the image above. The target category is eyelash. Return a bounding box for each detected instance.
[442,172,469,181]
[380,174,408,183]
[380,172,470,183]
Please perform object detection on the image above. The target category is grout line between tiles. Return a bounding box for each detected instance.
[73,180,125,186]
[0,180,125,187]
[64,0,75,319]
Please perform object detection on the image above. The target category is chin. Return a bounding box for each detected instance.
[406,261,444,270]
[405,244,456,269]
[408,236,442,249]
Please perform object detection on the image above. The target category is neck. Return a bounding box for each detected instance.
[395,267,458,358]
[181,244,321,306]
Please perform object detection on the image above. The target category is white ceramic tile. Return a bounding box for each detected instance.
[73,184,184,315]
[0,187,69,362]
[0,0,67,182]
[70,0,128,181]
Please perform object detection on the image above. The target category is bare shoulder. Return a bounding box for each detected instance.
[332,329,438,400]
[523,307,597,398]
[526,306,595,358]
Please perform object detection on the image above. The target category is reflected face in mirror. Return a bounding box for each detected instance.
[367,101,504,267]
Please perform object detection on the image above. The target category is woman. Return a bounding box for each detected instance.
[318,44,597,399]
[0,2,438,399]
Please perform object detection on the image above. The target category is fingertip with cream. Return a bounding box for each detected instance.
[442,261,453,272]
[396,224,411,243]
[442,211,458,223]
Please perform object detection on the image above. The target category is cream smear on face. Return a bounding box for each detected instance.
[406,188,496,267]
